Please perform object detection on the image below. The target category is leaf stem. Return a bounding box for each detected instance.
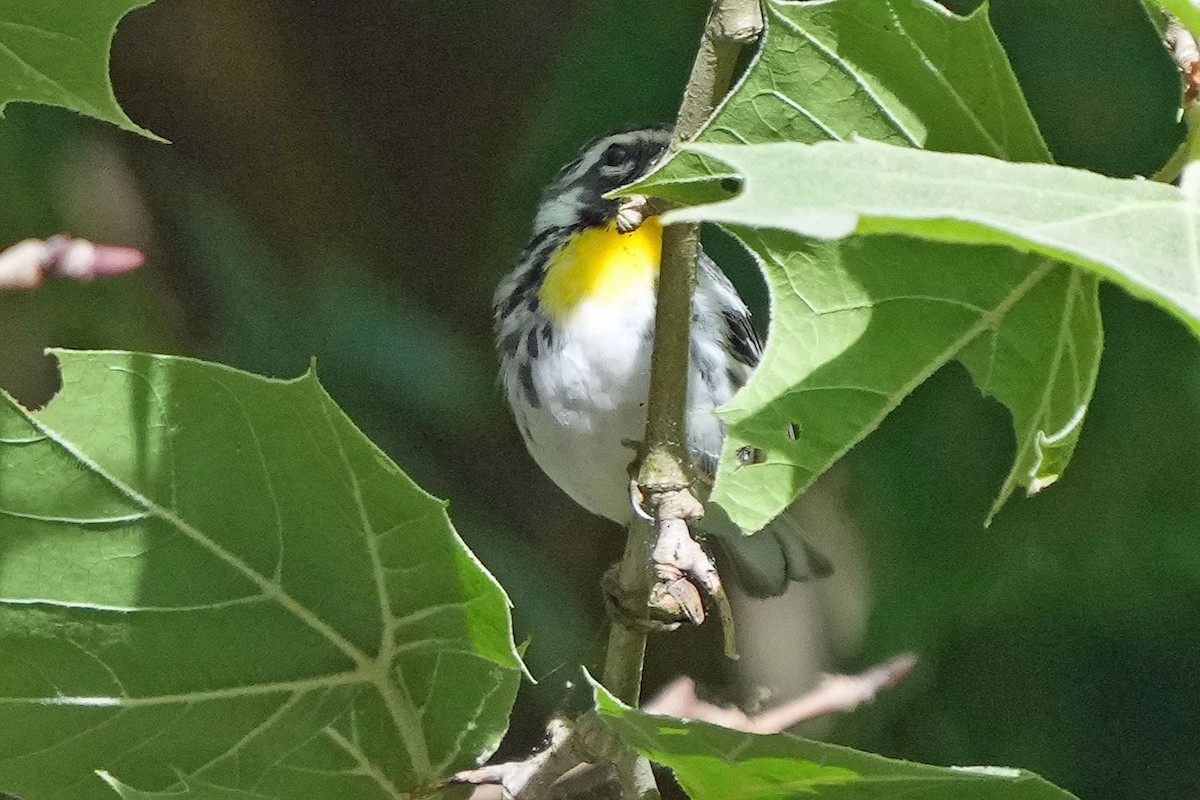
[598,0,762,753]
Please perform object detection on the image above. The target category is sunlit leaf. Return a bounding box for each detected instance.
[628,0,1102,530]
[701,0,1049,158]
[593,679,1079,800]
[0,351,521,799]
[668,142,1199,338]
[0,0,161,138]
[684,229,1100,529]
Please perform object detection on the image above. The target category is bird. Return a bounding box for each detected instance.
[493,127,829,598]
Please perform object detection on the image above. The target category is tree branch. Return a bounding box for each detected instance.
[601,0,762,706]
[1155,14,1200,185]
[455,4,762,798]
[599,0,763,797]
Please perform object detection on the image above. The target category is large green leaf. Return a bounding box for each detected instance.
[653,0,1051,210]
[697,0,1049,159]
[0,0,160,138]
[0,351,521,799]
[593,680,1079,800]
[668,140,1199,336]
[690,229,1100,530]
[630,0,1102,531]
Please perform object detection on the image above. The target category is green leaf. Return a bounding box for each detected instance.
[0,351,521,799]
[631,0,1102,531]
[668,140,1200,337]
[695,229,1101,530]
[0,0,161,139]
[632,0,1051,209]
[592,680,1079,800]
[698,0,1050,160]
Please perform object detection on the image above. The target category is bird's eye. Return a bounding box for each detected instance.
[602,143,629,168]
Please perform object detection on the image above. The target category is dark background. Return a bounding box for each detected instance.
[1,1,1198,797]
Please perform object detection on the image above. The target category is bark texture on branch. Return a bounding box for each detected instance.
[597,2,763,796]
[600,0,762,710]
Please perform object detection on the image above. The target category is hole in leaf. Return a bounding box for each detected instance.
[785,422,801,441]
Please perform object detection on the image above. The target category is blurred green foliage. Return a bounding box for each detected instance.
[0,1,1196,797]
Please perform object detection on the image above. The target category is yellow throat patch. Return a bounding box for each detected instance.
[538,217,663,321]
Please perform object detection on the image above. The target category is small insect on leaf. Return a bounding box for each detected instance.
[785,422,801,441]
[736,446,766,465]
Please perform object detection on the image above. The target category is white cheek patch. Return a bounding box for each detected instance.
[562,155,599,185]
[534,187,587,231]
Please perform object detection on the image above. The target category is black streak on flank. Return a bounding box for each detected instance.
[519,359,540,408]
[526,326,540,360]
[722,307,762,368]
[498,269,538,320]
[523,224,561,257]
[497,226,568,320]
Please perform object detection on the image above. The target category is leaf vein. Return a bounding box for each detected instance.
[12,403,372,669]
[770,7,921,145]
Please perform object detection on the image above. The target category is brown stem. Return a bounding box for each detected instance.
[601,0,761,708]
[599,0,763,797]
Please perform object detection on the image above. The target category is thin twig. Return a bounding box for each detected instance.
[0,235,144,290]
[643,653,918,734]
[454,718,584,798]
[455,713,634,800]
[456,654,916,799]
[458,3,762,797]
[1166,16,1200,98]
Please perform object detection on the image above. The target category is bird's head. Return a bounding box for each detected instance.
[534,128,671,232]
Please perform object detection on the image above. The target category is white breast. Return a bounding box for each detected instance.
[502,264,747,527]
[516,291,657,524]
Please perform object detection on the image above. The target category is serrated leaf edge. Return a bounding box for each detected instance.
[2,350,524,797]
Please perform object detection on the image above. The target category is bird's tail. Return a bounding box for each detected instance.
[703,504,832,599]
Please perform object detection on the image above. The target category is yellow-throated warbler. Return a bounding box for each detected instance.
[494,128,829,597]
